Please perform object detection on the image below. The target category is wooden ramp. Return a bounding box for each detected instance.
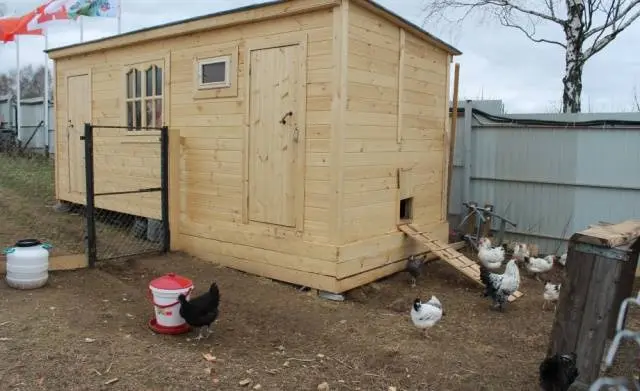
[399,224,523,302]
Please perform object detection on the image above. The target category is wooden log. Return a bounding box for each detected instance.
[547,220,640,388]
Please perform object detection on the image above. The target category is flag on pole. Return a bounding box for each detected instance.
[67,0,120,19]
[0,17,20,42]
[42,0,120,20]
[2,10,43,42]
[30,0,70,29]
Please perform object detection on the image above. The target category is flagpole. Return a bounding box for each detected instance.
[44,30,49,154]
[117,1,122,34]
[15,35,21,143]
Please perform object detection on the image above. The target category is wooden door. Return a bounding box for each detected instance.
[66,74,91,195]
[248,44,303,227]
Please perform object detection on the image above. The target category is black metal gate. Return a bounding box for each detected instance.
[83,123,169,266]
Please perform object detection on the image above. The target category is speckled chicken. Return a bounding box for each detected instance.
[477,237,505,270]
[558,252,567,267]
[525,255,556,281]
[512,242,530,262]
[410,296,444,338]
[480,259,520,311]
[543,281,561,311]
[405,254,427,287]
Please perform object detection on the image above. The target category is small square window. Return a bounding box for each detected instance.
[198,56,230,89]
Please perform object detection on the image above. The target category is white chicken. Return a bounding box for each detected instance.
[480,259,520,311]
[558,253,567,267]
[477,237,505,270]
[525,255,555,281]
[410,296,443,338]
[512,242,530,262]
[543,281,561,311]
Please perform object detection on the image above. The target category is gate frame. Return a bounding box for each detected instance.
[82,122,170,267]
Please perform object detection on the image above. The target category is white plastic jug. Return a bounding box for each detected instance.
[3,239,52,290]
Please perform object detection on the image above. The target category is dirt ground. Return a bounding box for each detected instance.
[1,251,638,391]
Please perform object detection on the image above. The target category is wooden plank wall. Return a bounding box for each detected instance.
[54,8,335,232]
[55,62,163,219]
[173,9,334,245]
[341,3,450,244]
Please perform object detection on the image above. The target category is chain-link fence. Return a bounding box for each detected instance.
[0,125,86,258]
[84,123,169,265]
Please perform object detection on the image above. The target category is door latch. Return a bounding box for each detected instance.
[293,127,299,143]
[280,111,293,125]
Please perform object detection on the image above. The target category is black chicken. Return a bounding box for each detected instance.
[539,352,579,391]
[178,282,220,341]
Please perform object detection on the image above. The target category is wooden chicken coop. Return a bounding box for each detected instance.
[47,0,462,293]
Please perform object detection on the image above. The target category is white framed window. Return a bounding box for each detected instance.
[125,63,163,131]
[197,55,231,89]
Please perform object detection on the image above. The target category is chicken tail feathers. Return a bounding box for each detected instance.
[479,264,492,286]
[208,282,220,308]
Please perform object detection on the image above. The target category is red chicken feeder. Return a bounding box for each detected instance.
[147,272,193,335]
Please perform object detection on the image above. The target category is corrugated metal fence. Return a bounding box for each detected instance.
[0,94,55,154]
[448,101,640,255]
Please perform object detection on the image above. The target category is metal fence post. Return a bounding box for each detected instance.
[83,122,97,267]
[160,126,170,253]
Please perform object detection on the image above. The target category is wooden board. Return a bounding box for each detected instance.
[247,41,305,229]
[398,223,523,302]
[571,219,640,248]
[0,254,88,274]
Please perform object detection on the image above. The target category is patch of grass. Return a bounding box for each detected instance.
[0,153,54,201]
[0,152,85,254]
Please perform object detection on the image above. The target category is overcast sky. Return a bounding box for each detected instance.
[1,0,639,113]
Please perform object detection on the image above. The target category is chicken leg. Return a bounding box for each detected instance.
[193,326,208,341]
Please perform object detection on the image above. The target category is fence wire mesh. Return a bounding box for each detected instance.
[85,124,169,264]
[0,126,86,258]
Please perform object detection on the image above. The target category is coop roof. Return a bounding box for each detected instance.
[46,0,462,59]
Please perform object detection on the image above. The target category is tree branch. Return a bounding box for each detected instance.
[497,14,567,47]
[485,0,566,24]
[423,0,565,25]
[543,0,559,19]
[583,8,640,60]
[584,0,640,38]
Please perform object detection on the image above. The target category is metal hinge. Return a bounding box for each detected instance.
[396,169,401,189]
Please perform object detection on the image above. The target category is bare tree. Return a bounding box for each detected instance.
[633,86,640,111]
[424,0,640,113]
[0,65,52,98]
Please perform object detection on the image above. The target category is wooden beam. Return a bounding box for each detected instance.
[329,0,349,245]
[168,128,182,251]
[396,28,405,144]
[47,0,341,59]
[446,62,460,215]
[0,254,88,274]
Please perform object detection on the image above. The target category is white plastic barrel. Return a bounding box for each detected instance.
[148,272,193,329]
[3,239,52,290]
